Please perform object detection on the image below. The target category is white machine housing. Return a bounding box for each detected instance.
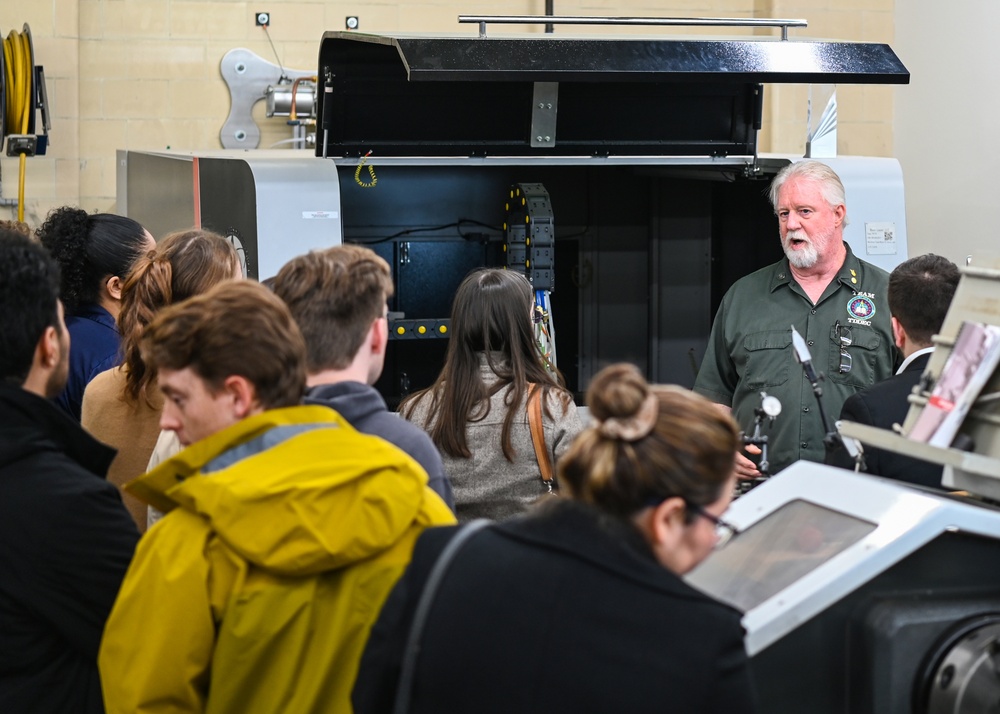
[116,149,343,279]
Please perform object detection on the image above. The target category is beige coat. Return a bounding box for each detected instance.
[81,367,162,531]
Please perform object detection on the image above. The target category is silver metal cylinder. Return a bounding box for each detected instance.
[265,84,316,118]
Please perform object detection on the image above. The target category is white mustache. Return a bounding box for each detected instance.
[784,230,812,246]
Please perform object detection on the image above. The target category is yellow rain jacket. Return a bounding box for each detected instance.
[98,405,455,714]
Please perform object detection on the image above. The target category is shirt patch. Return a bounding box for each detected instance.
[847,295,876,321]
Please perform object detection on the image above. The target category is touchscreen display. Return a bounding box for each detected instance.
[685,499,876,612]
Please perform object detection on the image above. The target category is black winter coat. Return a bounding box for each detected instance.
[353,499,757,714]
[0,384,139,714]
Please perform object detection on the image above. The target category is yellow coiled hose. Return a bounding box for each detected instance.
[3,27,33,222]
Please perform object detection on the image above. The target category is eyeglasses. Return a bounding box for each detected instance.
[834,321,852,374]
[685,501,741,549]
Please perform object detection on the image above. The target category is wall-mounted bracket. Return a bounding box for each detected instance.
[219,48,316,149]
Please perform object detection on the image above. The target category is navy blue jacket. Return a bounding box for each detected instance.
[56,304,121,421]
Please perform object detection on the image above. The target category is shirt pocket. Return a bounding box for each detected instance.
[828,324,881,388]
[743,330,792,390]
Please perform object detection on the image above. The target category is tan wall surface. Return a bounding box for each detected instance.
[894,0,999,265]
[1,0,894,229]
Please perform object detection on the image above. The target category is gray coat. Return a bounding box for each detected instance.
[404,354,583,521]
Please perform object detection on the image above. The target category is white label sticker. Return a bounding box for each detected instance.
[302,211,339,219]
[865,221,897,255]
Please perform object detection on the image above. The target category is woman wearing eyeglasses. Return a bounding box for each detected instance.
[353,362,756,714]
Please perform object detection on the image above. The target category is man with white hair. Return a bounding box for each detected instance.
[694,160,896,476]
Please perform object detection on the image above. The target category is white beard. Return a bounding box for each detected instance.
[783,230,820,269]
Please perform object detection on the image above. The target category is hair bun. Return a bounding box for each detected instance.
[587,363,658,442]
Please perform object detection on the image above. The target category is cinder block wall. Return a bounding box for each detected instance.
[1,0,893,229]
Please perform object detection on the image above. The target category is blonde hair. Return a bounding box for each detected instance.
[118,229,239,404]
[559,363,739,519]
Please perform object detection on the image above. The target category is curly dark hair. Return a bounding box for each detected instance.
[36,207,150,312]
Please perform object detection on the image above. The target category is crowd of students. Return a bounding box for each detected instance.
[0,211,756,714]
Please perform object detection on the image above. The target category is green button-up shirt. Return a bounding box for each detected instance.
[694,243,895,473]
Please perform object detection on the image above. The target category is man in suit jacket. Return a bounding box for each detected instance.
[827,254,960,488]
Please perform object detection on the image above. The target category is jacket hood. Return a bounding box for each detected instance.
[304,381,385,424]
[126,405,453,576]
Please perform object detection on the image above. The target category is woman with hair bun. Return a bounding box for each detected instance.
[36,207,155,419]
[354,363,756,714]
[81,229,240,530]
[401,268,582,521]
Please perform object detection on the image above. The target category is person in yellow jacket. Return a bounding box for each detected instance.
[98,281,455,714]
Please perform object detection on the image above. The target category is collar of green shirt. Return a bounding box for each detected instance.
[768,241,865,295]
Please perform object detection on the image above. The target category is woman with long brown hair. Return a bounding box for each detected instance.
[355,363,754,714]
[81,229,240,529]
[400,268,582,520]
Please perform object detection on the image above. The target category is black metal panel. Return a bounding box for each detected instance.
[323,33,909,84]
[389,36,910,84]
[317,32,906,159]
[319,35,763,157]
[198,158,259,279]
[554,81,757,154]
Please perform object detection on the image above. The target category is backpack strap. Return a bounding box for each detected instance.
[528,383,555,491]
[392,519,492,714]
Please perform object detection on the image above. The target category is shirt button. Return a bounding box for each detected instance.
[801,442,808,448]
[807,340,815,346]
[810,309,817,315]
[802,406,810,413]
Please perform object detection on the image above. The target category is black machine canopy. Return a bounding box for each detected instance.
[316,27,909,159]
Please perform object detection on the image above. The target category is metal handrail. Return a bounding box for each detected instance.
[459,15,808,41]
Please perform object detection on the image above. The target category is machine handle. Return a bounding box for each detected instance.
[459,15,807,41]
